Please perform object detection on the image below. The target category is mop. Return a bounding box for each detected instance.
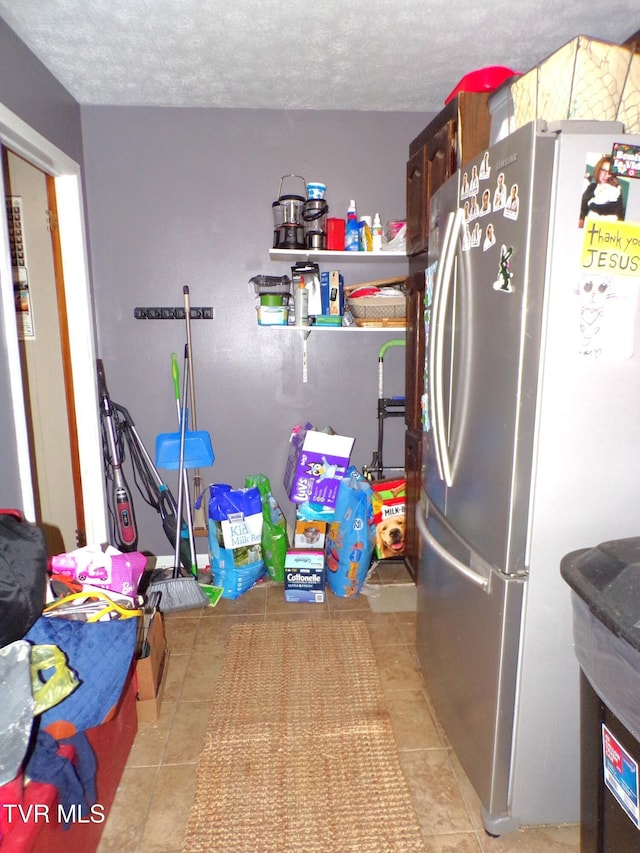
[147,345,210,612]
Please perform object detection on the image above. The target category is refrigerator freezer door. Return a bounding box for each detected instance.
[416,500,525,829]
[426,126,556,574]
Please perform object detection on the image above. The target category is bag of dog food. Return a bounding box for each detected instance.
[207,484,265,598]
[245,473,288,583]
[325,467,376,598]
[371,478,406,560]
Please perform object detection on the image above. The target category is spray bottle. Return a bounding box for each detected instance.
[372,212,383,252]
[345,200,359,251]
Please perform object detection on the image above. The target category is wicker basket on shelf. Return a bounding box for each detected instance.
[345,277,407,322]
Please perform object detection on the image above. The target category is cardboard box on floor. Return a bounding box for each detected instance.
[294,519,327,550]
[135,611,170,722]
[284,549,326,603]
[283,423,354,508]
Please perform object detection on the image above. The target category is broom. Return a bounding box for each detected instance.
[146,345,208,612]
[183,285,207,532]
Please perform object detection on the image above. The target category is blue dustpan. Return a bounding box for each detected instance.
[155,408,214,470]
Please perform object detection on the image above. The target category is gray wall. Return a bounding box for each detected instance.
[81,106,427,555]
[0,20,83,510]
[0,19,83,165]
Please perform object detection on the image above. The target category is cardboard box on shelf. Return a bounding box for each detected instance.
[329,270,344,315]
[320,270,344,315]
[284,550,326,603]
[135,612,170,722]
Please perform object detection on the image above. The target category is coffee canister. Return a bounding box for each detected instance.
[326,217,346,251]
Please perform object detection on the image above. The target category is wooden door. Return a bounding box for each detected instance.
[3,148,85,552]
[404,270,425,434]
[406,147,427,256]
[404,426,422,580]
[427,119,456,202]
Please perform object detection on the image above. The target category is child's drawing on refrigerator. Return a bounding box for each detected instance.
[573,273,637,359]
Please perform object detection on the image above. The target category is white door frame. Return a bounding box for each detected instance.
[0,102,107,544]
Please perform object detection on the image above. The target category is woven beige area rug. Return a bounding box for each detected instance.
[182,619,425,853]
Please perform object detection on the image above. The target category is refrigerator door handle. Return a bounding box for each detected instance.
[429,210,454,483]
[430,207,463,488]
[416,503,489,590]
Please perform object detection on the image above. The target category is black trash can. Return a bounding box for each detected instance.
[561,538,640,853]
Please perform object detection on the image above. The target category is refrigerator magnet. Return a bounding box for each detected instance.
[483,223,496,252]
[493,173,507,210]
[479,151,491,180]
[503,184,520,220]
[469,165,479,196]
[493,245,514,292]
[461,171,470,199]
[610,142,640,180]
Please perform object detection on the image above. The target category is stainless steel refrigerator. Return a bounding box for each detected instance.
[417,119,640,835]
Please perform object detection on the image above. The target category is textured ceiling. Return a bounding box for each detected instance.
[0,1,638,112]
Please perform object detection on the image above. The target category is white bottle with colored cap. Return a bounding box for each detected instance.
[372,213,383,252]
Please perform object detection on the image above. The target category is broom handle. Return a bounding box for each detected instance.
[173,349,188,575]
[182,345,198,575]
[172,350,198,576]
[184,286,207,530]
[183,287,198,429]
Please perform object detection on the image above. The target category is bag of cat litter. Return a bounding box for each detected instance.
[208,484,265,599]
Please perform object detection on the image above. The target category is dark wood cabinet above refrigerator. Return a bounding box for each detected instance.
[403,92,492,579]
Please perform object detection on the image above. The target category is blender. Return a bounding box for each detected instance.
[303,198,329,250]
[272,175,306,249]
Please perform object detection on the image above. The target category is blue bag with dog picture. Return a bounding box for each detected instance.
[324,467,376,598]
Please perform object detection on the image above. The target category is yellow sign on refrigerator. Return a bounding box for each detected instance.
[581,219,640,277]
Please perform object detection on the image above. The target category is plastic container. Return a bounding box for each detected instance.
[326,218,345,251]
[444,65,519,104]
[250,275,291,296]
[257,306,289,325]
[260,294,284,307]
[345,200,359,252]
[561,537,640,851]
[306,182,326,200]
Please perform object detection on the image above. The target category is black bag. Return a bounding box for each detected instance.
[0,510,47,647]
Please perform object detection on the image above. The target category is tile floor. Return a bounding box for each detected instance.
[98,564,579,852]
